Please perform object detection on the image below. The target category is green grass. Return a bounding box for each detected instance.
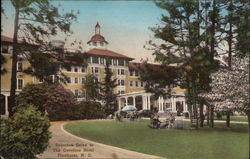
[64,120,249,159]
[215,115,248,122]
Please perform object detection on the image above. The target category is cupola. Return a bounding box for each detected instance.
[87,22,108,49]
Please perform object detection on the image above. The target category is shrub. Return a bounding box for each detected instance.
[72,101,106,120]
[15,83,48,114]
[44,85,77,121]
[0,105,51,159]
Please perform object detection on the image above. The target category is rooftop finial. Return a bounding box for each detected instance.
[95,22,100,34]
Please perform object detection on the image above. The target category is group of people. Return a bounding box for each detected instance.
[150,112,175,129]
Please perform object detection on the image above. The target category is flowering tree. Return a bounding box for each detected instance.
[201,56,249,128]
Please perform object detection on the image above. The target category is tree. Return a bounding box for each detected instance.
[100,62,118,115]
[200,56,249,128]
[0,105,51,159]
[144,0,221,128]
[44,85,77,121]
[15,83,48,114]
[72,101,106,120]
[7,0,77,117]
[84,74,100,102]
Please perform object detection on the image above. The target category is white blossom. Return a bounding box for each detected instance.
[200,56,249,113]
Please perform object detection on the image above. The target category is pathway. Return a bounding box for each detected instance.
[37,120,165,159]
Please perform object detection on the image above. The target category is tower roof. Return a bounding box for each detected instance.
[87,34,109,44]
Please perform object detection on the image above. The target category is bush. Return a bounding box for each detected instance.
[44,85,77,121]
[0,105,51,159]
[72,101,106,120]
[15,83,48,114]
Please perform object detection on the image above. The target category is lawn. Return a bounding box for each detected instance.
[64,120,249,159]
[215,115,248,122]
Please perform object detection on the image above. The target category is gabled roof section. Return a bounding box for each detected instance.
[86,48,134,60]
[1,35,37,45]
[129,62,174,71]
[1,35,24,43]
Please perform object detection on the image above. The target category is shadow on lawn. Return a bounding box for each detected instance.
[183,123,248,134]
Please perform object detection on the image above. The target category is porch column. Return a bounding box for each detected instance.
[161,96,164,112]
[171,96,176,112]
[133,96,136,106]
[125,97,128,106]
[5,96,9,116]
[183,99,187,112]
[148,95,151,110]
[118,98,121,110]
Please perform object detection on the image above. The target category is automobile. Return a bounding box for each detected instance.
[165,108,172,112]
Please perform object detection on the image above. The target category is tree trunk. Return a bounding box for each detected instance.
[200,103,204,127]
[9,7,20,117]
[210,107,214,128]
[248,111,250,159]
[226,111,230,127]
[210,0,216,63]
[206,105,210,126]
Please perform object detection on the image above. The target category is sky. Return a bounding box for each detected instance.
[1,0,167,62]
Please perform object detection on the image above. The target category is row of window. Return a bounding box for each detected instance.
[129,69,140,77]
[64,66,86,73]
[90,56,129,67]
[129,81,145,88]
[67,77,86,84]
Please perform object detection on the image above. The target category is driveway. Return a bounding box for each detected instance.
[37,120,165,159]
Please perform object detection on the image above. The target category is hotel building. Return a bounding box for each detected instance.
[1,23,188,117]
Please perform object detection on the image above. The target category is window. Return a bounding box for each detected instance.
[120,91,125,94]
[118,59,124,66]
[130,81,133,87]
[100,42,104,46]
[121,69,125,75]
[17,79,24,90]
[129,70,133,76]
[92,67,99,74]
[135,81,138,87]
[92,56,99,64]
[17,61,23,72]
[125,60,128,66]
[67,77,71,84]
[121,80,125,86]
[106,58,112,65]
[113,59,117,66]
[74,77,78,84]
[93,42,97,46]
[118,69,125,75]
[74,67,78,72]
[100,57,104,64]
[95,67,99,74]
[135,71,139,76]
[141,81,144,87]
[81,78,85,84]
[81,66,86,73]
